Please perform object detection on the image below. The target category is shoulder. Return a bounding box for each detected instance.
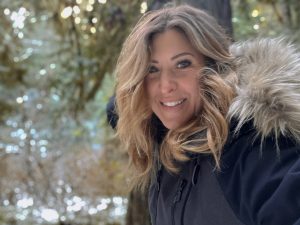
[217,121,300,225]
[228,38,300,145]
[220,39,300,225]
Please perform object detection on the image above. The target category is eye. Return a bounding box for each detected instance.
[148,65,159,73]
[177,60,191,69]
[146,65,160,80]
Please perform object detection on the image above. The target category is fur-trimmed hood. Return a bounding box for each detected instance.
[228,38,300,142]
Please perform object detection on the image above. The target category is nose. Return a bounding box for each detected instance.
[159,69,176,94]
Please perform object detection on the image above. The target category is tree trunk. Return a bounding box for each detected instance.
[148,0,233,36]
[125,189,151,225]
[182,0,233,36]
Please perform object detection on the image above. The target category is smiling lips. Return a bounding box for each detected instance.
[161,99,186,107]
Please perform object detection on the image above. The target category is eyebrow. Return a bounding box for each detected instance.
[171,52,195,60]
[150,52,195,63]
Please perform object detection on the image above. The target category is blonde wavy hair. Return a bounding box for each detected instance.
[115,4,237,190]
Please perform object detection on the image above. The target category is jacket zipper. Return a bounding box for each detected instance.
[180,184,192,225]
[179,157,201,225]
[171,179,187,225]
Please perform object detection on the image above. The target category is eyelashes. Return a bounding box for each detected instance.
[147,59,192,74]
[176,59,191,69]
[148,65,159,74]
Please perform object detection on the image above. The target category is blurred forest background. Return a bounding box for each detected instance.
[0,0,299,224]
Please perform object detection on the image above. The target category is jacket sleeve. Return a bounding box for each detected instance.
[106,95,118,129]
[218,132,300,225]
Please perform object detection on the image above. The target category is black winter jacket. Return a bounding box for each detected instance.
[148,39,300,225]
[149,120,300,225]
[107,38,300,225]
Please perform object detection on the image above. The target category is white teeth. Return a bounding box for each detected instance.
[162,99,184,107]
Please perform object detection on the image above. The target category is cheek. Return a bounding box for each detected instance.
[187,77,202,111]
[184,75,200,97]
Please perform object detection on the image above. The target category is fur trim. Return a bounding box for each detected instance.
[228,38,300,143]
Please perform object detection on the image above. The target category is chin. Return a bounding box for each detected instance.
[163,122,183,131]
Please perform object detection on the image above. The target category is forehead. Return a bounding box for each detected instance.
[150,29,197,57]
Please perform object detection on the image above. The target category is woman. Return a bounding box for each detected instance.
[112,4,300,225]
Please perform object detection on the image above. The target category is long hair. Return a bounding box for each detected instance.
[115,5,237,190]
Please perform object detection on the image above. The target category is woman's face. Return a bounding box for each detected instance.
[145,29,204,130]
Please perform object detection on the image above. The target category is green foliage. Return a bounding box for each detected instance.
[0,0,144,224]
[233,0,300,41]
